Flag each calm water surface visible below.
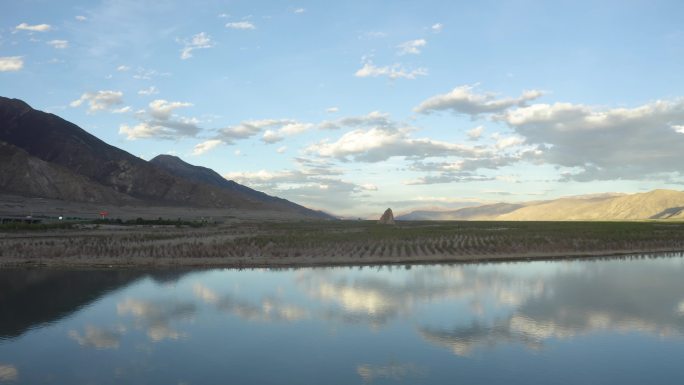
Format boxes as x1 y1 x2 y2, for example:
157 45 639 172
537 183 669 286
2 255 684 384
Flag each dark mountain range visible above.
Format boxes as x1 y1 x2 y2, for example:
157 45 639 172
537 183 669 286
0 96 331 219
150 154 332 218
0 141 138 204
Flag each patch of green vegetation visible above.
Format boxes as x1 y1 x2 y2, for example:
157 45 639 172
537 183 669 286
239 220 684 251
0 222 76 231
91 217 208 228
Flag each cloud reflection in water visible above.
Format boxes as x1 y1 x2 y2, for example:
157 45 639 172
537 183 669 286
0 364 18 382
68 325 126 349
419 259 684 355
193 283 309 322
357 361 426 383
117 298 195 342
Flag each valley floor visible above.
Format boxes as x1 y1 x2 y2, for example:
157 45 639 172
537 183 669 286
2 220 684 268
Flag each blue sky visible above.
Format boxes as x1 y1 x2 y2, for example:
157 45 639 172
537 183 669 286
2 0 684 217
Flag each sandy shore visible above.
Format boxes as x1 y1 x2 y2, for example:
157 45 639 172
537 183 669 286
2 220 683 268
2 249 683 269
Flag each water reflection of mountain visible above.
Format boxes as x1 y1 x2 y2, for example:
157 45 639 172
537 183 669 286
0 270 192 340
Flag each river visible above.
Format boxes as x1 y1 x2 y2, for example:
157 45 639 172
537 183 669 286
1 254 684 384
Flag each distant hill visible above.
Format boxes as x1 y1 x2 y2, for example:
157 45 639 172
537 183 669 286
499 189 684 221
0 96 331 219
397 203 524 220
397 190 684 221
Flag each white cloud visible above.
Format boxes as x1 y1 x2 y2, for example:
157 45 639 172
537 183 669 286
276 122 312 136
148 99 192 120
179 32 213 60
224 169 366 211
112 106 131 114
415 85 544 115
307 126 483 163
225 21 256 30
262 122 314 143
119 117 200 140
467 125 484 140
15 22 51 32
326 107 339 113
70 90 124 113
218 13 230 18
404 173 494 185
138 86 159 95
75 15 87 21
119 99 199 140
0 56 23 72
277 146 287 153
225 169 302 185
355 61 427 80
192 139 222 155
319 111 393 130
216 119 312 144
431 23 443 33
310 111 500 163
118 123 156 139
47 39 69 49
132 67 170 80
502 99 684 181
397 39 427 55
218 119 276 142
294 8 306 14
261 130 282 143
406 148 538 185
116 65 130 72
494 135 525 150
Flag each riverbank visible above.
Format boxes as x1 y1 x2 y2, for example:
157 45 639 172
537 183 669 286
2 220 684 268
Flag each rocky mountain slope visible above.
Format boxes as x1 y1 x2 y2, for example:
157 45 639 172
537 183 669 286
499 189 684 221
0 142 138 204
150 154 331 218
0 96 330 219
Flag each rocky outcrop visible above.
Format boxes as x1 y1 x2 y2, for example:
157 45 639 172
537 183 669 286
378 208 395 224
0 142 138 204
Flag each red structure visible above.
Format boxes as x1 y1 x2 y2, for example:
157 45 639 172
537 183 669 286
99 211 109 219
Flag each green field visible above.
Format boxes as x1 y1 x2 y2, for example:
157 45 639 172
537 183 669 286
1 220 683 267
